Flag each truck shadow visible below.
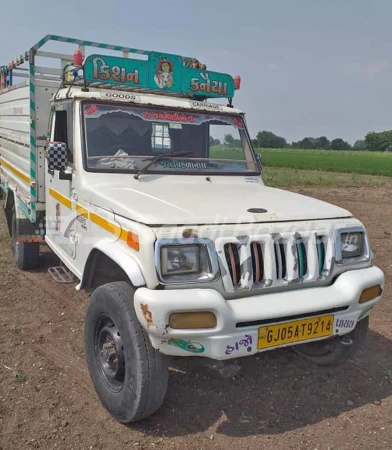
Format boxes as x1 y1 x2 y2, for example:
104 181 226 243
134 329 392 437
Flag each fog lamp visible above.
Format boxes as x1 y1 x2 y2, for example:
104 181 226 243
359 285 382 304
169 312 217 329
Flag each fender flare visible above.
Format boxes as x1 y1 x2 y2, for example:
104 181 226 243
78 239 146 290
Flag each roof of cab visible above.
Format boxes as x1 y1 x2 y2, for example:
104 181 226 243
54 86 243 115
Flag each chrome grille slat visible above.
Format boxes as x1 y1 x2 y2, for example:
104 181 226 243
217 232 331 293
224 243 240 286
274 240 283 279
239 243 252 288
286 234 299 281
307 233 319 279
251 241 264 283
324 234 334 276
296 237 308 277
262 237 276 284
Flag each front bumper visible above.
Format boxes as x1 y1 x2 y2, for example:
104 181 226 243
134 266 385 360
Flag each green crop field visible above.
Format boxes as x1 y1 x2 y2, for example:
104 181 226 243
259 148 392 176
210 147 392 177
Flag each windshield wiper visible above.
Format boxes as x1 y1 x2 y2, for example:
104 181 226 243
134 151 193 179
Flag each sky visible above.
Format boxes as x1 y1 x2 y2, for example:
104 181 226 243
2 0 392 144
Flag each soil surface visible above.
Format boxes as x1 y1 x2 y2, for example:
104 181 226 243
0 186 391 450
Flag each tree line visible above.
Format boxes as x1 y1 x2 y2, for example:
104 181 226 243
252 130 392 151
212 130 392 151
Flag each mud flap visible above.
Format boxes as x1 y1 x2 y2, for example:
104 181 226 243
14 202 45 243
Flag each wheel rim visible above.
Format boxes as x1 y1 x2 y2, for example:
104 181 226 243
95 315 125 392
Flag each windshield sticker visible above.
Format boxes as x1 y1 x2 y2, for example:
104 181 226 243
233 117 245 128
169 123 182 129
159 160 208 170
83 103 244 130
85 104 98 116
144 111 196 123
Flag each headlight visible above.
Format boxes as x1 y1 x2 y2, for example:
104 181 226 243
336 228 370 264
161 245 201 276
156 239 219 284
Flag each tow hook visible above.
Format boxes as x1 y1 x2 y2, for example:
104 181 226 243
341 335 353 346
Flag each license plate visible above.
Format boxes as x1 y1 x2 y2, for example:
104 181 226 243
257 315 334 349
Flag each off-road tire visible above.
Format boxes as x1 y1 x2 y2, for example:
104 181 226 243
84 281 168 423
11 208 39 270
293 316 369 366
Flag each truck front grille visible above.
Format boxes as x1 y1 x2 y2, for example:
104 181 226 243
224 243 241 286
251 241 264 283
274 238 287 279
218 232 331 293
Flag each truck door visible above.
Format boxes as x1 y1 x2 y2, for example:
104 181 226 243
45 105 77 262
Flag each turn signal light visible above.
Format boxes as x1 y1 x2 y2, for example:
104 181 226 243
359 285 382 304
234 75 241 90
169 312 217 329
127 231 139 251
73 49 84 66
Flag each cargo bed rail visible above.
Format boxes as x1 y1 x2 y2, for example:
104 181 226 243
1 35 191 222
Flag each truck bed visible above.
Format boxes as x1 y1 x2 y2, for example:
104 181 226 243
0 80 58 218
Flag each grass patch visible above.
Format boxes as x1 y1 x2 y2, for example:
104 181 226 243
209 146 246 161
259 148 392 177
209 146 392 177
209 147 392 176
263 166 392 188
13 369 27 383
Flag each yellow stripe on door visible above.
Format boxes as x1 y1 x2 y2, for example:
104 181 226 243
49 189 131 245
76 203 89 218
49 188 72 209
90 212 127 241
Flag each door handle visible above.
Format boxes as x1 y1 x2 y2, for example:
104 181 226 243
59 171 72 181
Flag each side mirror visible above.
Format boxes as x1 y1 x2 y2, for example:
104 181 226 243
47 141 68 172
255 153 263 171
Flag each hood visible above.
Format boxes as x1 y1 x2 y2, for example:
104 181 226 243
85 176 351 225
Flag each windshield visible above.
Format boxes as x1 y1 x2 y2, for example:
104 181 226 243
82 102 259 175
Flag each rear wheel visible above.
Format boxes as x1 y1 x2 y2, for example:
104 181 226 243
84 281 168 423
5 197 13 237
293 316 369 366
11 208 39 270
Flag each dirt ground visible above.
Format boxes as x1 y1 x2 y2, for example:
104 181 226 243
0 186 391 450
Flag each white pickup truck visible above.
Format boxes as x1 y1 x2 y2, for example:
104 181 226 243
0 35 384 423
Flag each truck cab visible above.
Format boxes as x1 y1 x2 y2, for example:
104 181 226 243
0 35 385 424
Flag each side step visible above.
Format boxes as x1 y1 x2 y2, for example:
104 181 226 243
48 266 75 284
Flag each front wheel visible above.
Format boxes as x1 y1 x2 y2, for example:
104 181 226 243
293 316 369 366
84 282 168 423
